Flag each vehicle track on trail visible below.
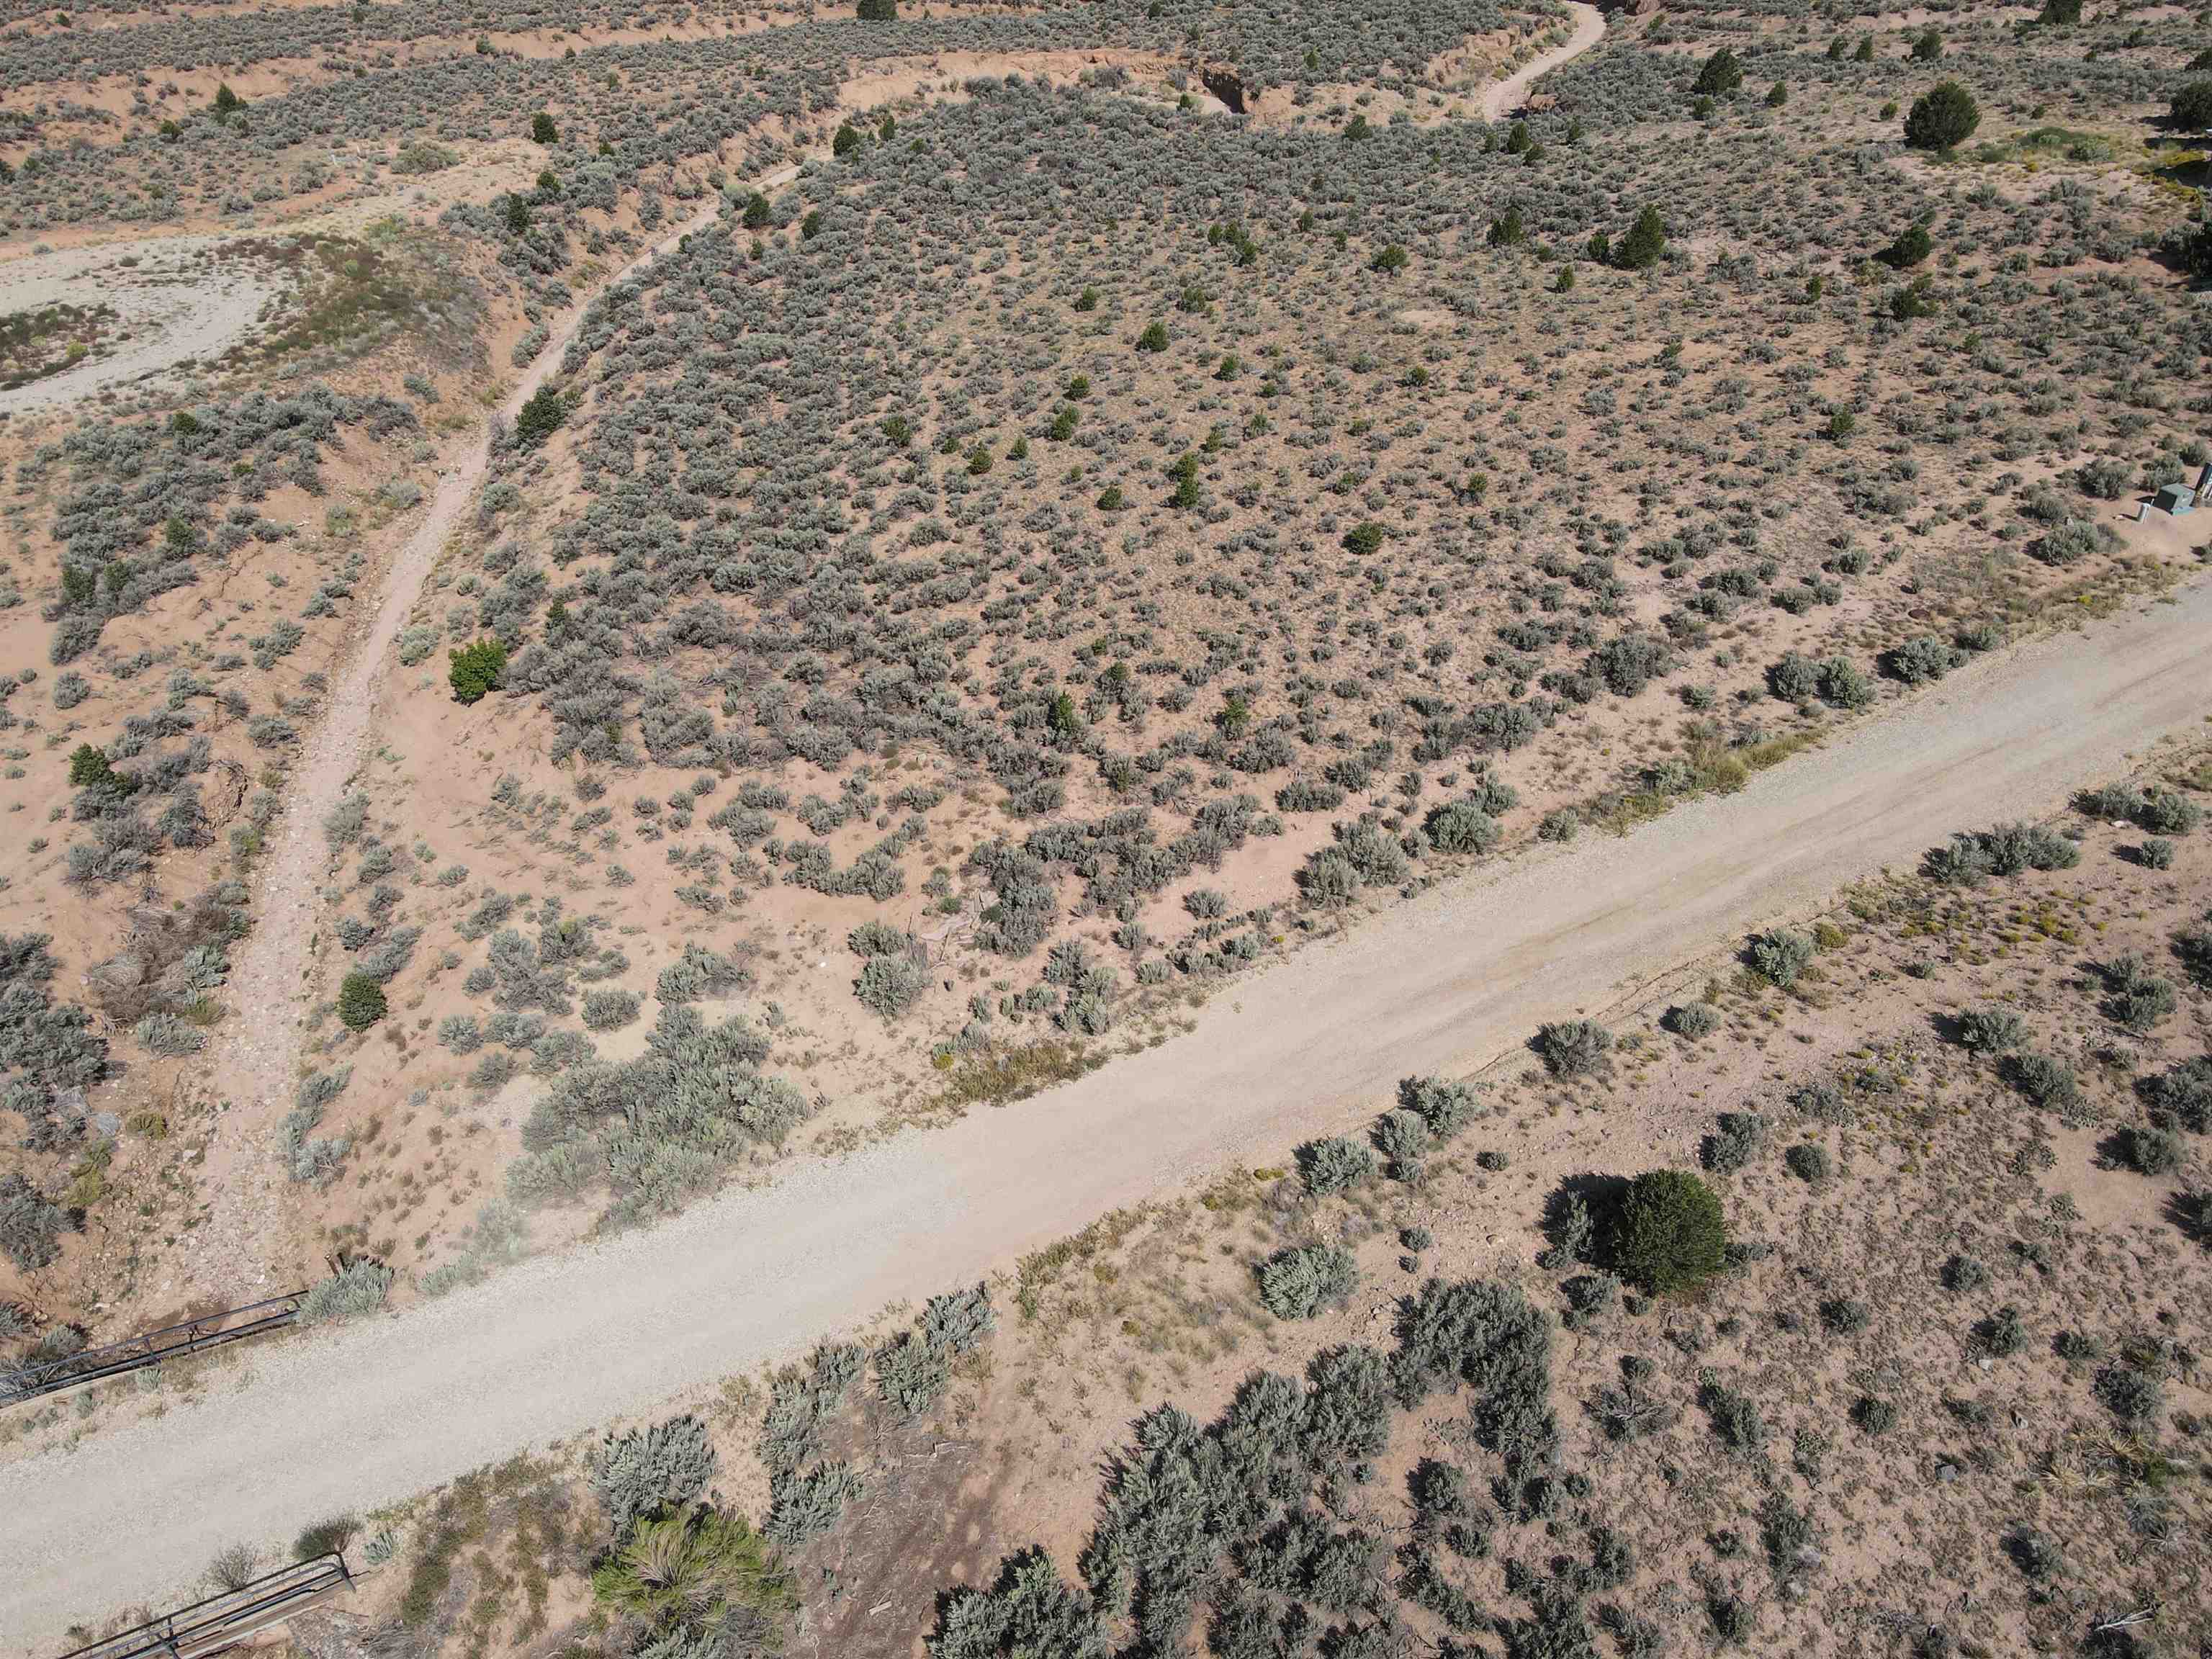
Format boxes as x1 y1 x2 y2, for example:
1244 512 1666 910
10 569 2212 1648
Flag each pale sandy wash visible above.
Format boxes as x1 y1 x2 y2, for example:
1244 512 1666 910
4 572 2211 1650
0 236 287 416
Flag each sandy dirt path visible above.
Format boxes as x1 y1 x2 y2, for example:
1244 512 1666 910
1482 1 1604 121
172 184 768 1300
6 574 2211 1645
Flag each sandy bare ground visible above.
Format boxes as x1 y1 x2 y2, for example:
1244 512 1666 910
1481 1 1603 121
0 237 284 416
170 181 778 1301
5 570 2211 1645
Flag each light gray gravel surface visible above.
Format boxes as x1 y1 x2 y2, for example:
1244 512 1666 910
4 574 2209 1647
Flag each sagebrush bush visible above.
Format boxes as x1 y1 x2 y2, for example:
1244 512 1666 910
590 1413 716 1538
1668 1002 1720 1039
1535 1019 1611 1077
1956 1007 2026 1053
1748 928 1815 989
0 1174 74 1271
1256 1243 1358 1319
295 1259 392 1326
1702 1112 1768 1173
1295 1136 1374 1196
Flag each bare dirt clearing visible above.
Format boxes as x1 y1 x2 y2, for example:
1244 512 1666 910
4 572 2208 1650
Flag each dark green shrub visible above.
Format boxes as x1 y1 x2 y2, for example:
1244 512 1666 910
2173 81 2212 132
1880 225 1933 269
530 112 557 143
337 973 387 1030
1136 321 1169 351
1904 81 1980 150
514 384 567 449
1614 206 1668 270
1692 48 1743 95
448 639 508 704
1612 1169 1728 1294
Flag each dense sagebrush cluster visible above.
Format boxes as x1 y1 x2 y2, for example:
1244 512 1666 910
0 933 109 1151
424 14 2210 1054
931 1275 1573 1659
35 385 413 664
507 1001 809 1225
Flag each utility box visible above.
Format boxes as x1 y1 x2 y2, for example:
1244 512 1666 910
2154 482 2195 516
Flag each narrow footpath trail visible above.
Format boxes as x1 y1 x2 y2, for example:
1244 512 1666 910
9 573 2212 1648
176 174 793 1298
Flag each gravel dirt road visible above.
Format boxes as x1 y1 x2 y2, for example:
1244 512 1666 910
1483 1 1604 122
6 573 2211 1647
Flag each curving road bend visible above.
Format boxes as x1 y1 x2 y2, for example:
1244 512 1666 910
1482 1 1605 122
6 575 2211 1648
